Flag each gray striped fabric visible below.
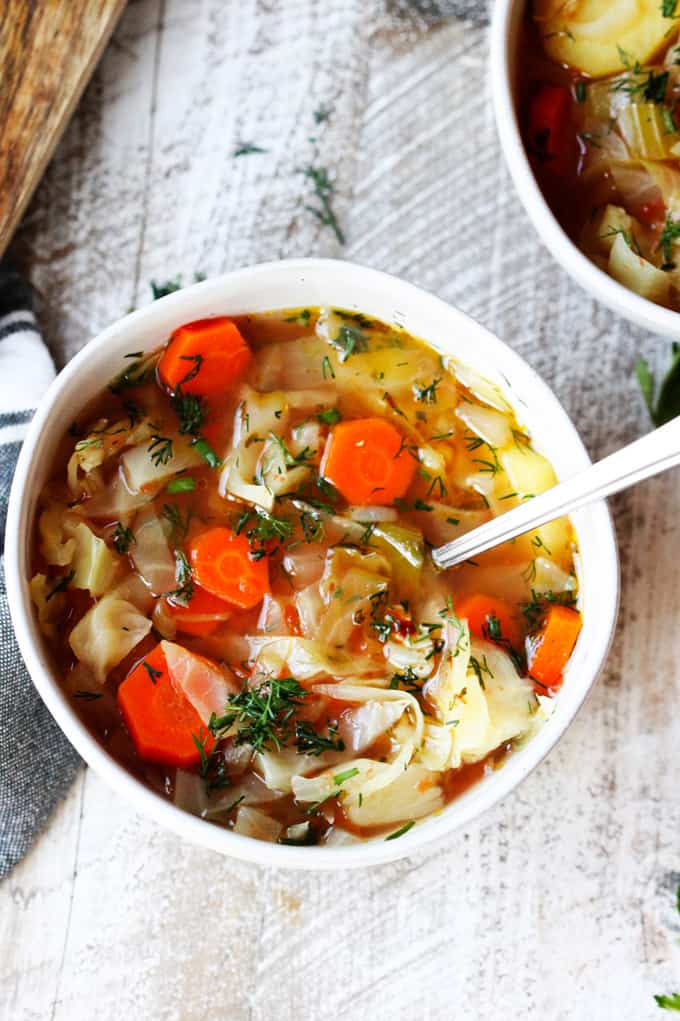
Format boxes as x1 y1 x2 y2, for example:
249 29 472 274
0 270 81 880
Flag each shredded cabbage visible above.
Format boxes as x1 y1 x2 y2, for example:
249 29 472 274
69 597 151 682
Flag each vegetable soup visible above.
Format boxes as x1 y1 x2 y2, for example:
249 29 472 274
519 1 680 311
30 307 582 846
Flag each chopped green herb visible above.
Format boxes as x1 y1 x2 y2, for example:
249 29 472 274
658 215 680 269
654 993 680 1011
426 475 447 499
46 571 75 601
164 549 194 605
662 0 679 17
143 660 162 685
174 392 206 437
112 522 135 554
176 353 203 386
268 432 315 469
151 277 182 300
522 588 577 631
574 80 587 103
389 667 421 693
108 353 159 396
74 690 103 701
304 793 337 816
191 436 221 467
285 309 311 325
209 676 307 753
148 435 174 467
162 502 192 540
333 767 360 785
295 721 345 755
313 103 333 124
611 49 669 103
167 476 197 494
662 107 677 135
233 141 268 156
385 820 415 840
235 507 294 558
317 407 342 426
123 400 143 427
413 377 442 404
331 323 368 361
469 654 493 688
382 391 406 417
321 355 335 380
192 729 212 775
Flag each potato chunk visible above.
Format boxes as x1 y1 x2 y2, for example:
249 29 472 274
535 0 671 79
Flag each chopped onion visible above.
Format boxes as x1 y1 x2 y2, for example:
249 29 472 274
347 505 398 523
233 806 283 842
455 403 511 448
283 544 327 588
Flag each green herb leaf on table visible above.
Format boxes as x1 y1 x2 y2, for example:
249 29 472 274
654 993 680 1011
233 142 268 156
636 344 680 425
301 165 345 244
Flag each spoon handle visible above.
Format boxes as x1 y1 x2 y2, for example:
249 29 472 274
432 415 680 570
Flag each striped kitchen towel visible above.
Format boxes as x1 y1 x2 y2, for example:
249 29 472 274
0 268 81 881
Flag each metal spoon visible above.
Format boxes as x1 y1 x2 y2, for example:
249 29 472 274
432 415 680 570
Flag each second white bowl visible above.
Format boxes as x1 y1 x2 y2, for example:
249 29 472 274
490 0 680 340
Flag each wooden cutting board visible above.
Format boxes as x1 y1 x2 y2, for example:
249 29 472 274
0 0 127 259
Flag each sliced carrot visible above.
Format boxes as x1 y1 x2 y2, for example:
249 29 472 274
528 604 582 690
188 526 269 609
284 603 302 636
166 585 232 637
456 594 523 651
158 317 252 397
320 418 416 505
117 644 212 768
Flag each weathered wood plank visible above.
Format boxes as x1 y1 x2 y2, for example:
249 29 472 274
0 0 126 260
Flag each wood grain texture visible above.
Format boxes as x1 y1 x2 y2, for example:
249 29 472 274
0 0 126 260
2 2 680 1019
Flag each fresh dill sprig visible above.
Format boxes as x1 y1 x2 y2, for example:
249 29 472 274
301 164 345 244
148 435 174 466
208 677 308 753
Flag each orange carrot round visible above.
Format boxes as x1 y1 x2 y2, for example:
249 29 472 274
166 585 232 637
320 418 416 505
528 604 582 690
188 526 269 609
456 593 523 651
117 644 213 768
158 317 252 397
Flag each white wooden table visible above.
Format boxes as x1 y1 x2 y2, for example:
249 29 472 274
2 3 680 1018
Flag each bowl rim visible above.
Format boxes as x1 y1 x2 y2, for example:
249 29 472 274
490 0 680 341
5 257 620 870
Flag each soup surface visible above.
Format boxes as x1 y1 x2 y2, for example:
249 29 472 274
519 1 680 311
30 306 582 846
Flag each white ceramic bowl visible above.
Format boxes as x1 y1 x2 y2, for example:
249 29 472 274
491 0 680 340
6 258 619 869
